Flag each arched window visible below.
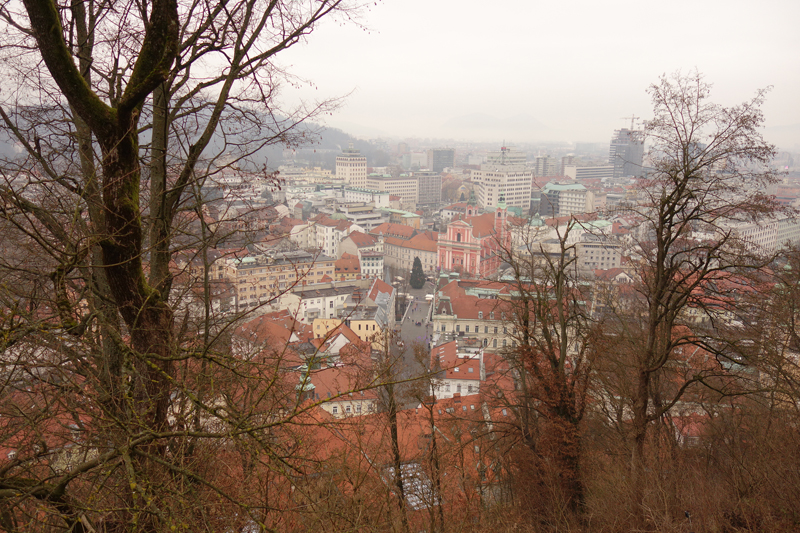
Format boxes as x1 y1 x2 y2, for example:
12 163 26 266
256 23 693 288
456 233 462 242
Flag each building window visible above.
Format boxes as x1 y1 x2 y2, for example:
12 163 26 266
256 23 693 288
332 406 338 414
465 325 470 333
484 326 488 333
490 312 494 319
483 338 488 347
478 311 483 319
456 325 460 332
493 339 497 348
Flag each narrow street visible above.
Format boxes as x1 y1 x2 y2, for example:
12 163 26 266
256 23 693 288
390 280 436 405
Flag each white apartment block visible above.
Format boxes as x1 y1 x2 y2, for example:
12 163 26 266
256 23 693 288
315 219 358 258
336 143 367 188
473 169 533 212
337 203 387 231
540 182 595 217
564 165 614 181
575 235 623 271
472 146 533 211
343 187 391 208
360 251 384 278
365 174 419 209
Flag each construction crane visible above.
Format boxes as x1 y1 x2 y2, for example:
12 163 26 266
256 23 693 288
621 114 640 131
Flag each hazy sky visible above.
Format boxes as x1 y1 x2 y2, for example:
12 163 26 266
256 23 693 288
280 0 800 149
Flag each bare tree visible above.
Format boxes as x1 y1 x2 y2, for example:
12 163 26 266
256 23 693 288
0 0 360 530
496 218 593 516
596 71 783 523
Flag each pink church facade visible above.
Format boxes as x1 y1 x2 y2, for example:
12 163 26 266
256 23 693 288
437 202 510 278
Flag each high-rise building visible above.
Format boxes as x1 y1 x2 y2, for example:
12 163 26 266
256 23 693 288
561 155 575 175
609 128 644 178
427 148 455 173
471 146 533 212
534 155 558 177
336 142 367 188
414 170 442 207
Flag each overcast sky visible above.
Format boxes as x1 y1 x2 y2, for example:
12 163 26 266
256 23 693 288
280 0 800 149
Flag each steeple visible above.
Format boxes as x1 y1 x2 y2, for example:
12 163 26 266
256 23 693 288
495 193 508 237
466 189 477 216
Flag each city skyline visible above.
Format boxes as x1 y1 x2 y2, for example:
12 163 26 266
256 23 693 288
280 0 800 149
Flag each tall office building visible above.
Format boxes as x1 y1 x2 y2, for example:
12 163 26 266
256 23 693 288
609 128 644 178
472 146 533 212
336 142 368 188
534 155 559 177
427 148 455 173
414 170 442 207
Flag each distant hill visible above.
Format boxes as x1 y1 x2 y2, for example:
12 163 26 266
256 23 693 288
442 113 556 141
0 105 380 171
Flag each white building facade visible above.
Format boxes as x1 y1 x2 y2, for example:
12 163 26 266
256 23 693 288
336 143 368 188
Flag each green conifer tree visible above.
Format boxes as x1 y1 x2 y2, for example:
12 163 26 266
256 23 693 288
410 257 426 289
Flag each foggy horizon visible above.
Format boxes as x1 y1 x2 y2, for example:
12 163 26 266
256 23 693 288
280 0 800 150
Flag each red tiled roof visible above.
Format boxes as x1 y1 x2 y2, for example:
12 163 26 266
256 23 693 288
430 340 481 380
236 309 309 344
418 230 439 241
368 277 394 301
402 233 438 253
317 216 353 232
370 222 415 240
346 231 378 248
438 280 511 320
335 253 361 274
309 366 377 400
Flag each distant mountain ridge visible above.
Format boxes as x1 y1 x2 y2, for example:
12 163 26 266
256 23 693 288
441 112 556 141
